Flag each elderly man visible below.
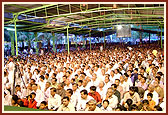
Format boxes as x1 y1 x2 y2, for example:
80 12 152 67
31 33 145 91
103 87 118 110
85 99 101 111
143 84 159 106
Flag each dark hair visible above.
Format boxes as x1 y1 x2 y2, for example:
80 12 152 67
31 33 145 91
52 78 57 82
71 78 75 82
131 104 138 110
40 75 45 80
155 76 161 81
15 85 20 88
115 106 121 111
67 89 73 95
126 99 133 106
63 96 70 101
72 83 78 87
124 73 129 77
28 94 32 99
149 64 152 67
12 95 18 103
75 74 78 77
147 93 153 98
30 92 36 96
50 87 56 92
90 86 97 91
41 101 47 106
157 72 163 76
103 100 109 105
142 99 149 104
134 68 138 71
45 73 49 77
115 79 120 82
154 105 163 111
80 89 88 95
129 86 135 91
78 80 83 83
63 75 67 79
111 84 117 88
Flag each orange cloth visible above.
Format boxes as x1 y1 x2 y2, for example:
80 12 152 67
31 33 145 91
149 100 156 110
28 99 37 109
88 91 102 103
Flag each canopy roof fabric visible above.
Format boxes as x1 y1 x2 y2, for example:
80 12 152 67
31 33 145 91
4 3 164 36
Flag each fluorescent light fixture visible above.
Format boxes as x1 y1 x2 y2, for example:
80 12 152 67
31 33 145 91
117 25 122 30
6 28 15 31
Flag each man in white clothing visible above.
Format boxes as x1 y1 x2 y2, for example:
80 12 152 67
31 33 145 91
85 99 101 111
48 87 62 111
143 84 159 105
103 87 118 110
7 57 15 95
76 89 94 111
57 96 75 111
4 91 12 106
31 84 45 107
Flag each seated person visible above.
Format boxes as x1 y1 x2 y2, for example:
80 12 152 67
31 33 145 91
11 95 19 106
57 96 75 111
140 100 152 111
28 92 37 109
100 100 112 111
85 99 101 111
147 93 156 111
39 101 48 110
88 86 102 107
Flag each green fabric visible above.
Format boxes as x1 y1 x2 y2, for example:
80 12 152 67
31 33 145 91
4 106 48 111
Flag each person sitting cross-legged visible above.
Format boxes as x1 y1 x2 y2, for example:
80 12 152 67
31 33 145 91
57 96 75 111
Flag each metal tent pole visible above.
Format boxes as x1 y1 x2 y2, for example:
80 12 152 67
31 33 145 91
34 32 38 55
160 25 163 49
14 17 18 56
89 32 91 51
52 32 56 53
103 32 105 48
67 23 70 55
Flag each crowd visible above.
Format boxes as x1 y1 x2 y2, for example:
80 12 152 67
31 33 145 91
3 44 165 111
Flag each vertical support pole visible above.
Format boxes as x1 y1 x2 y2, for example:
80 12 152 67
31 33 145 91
9 31 15 56
103 32 105 48
149 33 150 45
89 32 91 51
34 32 38 54
67 23 70 55
14 18 18 56
75 35 77 48
83 35 85 48
160 25 163 49
139 25 142 45
52 32 56 53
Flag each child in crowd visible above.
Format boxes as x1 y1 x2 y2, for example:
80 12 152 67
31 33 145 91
100 100 112 111
147 93 156 110
39 101 48 110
